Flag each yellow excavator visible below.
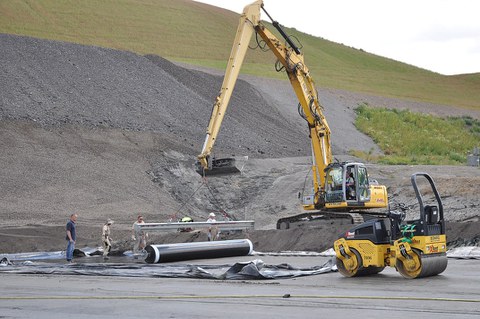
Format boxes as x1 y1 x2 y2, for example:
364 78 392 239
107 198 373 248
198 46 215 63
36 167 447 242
197 0 388 228
334 172 448 278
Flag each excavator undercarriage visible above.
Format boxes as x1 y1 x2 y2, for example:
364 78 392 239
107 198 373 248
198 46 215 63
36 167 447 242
276 211 378 230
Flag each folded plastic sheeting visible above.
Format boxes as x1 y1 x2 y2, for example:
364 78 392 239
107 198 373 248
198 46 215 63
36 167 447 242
0 258 336 280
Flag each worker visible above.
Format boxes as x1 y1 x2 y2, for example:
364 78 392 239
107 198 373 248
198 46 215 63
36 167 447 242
206 212 220 241
346 172 356 200
102 219 114 260
132 215 148 258
179 216 194 232
65 213 78 263
181 216 193 223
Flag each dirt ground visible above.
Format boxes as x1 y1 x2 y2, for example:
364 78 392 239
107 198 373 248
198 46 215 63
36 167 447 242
0 34 479 255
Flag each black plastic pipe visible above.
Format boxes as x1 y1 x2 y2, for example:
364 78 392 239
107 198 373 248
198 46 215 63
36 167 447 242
144 239 254 264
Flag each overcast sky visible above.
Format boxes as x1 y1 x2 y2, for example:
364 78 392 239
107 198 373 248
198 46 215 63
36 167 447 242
194 0 480 75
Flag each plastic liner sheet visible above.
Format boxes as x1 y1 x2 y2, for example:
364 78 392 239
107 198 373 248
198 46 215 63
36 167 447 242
253 248 335 257
0 247 102 261
447 247 480 259
0 258 336 280
254 247 480 259
1 245 477 264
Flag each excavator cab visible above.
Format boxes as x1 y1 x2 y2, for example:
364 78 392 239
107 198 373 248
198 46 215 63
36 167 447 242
324 163 377 208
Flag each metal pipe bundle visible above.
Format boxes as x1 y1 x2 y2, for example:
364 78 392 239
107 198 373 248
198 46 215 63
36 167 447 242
144 239 253 264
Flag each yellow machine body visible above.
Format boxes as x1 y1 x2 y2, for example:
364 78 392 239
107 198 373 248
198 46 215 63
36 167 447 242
335 234 447 278
334 173 448 279
196 1 388 220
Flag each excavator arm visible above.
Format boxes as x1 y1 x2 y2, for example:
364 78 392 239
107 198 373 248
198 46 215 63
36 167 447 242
197 1 262 171
254 16 332 203
197 1 331 208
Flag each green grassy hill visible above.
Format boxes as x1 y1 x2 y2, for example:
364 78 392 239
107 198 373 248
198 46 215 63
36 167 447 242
1 0 479 110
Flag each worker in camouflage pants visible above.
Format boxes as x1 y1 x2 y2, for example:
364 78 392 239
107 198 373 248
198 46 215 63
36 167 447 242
102 219 114 259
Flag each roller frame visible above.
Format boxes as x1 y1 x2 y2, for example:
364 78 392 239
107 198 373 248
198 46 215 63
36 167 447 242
334 172 448 279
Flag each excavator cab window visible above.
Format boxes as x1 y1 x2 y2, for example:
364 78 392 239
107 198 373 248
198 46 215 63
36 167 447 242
357 166 371 202
345 165 356 201
325 166 344 202
325 164 373 204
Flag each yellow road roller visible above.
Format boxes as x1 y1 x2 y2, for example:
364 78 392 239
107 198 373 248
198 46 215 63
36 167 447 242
334 172 447 279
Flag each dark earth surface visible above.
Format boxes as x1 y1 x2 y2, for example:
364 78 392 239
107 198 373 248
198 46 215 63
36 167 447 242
0 33 479 254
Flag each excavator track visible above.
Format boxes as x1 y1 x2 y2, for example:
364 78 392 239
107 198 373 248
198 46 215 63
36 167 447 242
277 212 355 230
276 211 383 230
349 213 365 224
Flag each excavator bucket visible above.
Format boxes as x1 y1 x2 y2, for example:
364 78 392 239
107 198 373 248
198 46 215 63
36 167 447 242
195 158 240 176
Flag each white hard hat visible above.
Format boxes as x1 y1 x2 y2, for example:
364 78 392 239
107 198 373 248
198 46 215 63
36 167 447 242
106 219 114 225
209 212 216 218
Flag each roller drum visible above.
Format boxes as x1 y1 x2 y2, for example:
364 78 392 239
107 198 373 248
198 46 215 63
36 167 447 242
336 249 385 277
336 248 362 277
397 252 448 279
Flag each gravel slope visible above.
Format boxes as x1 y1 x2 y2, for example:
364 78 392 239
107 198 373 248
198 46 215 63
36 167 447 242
0 33 308 159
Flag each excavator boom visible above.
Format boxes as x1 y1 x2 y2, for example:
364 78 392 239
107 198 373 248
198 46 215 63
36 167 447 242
197 1 262 175
253 16 332 193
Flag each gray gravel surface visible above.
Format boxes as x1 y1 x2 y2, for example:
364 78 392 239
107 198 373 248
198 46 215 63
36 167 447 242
0 33 308 159
0 34 478 254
